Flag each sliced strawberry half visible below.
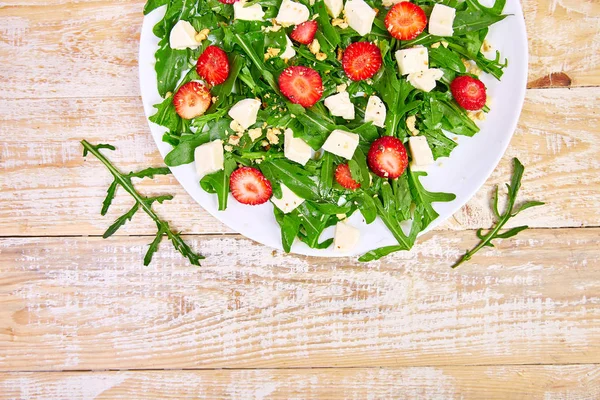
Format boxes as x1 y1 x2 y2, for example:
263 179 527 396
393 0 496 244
196 45 230 86
172 81 211 120
367 136 409 179
385 2 427 41
229 167 273 205
291 20 318 45
342 42 382 81
335 163 361 190
450 75 487 110
278 66 323 108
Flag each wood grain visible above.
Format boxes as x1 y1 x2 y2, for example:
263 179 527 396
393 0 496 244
0 0 598 101
2 88 598 237
1 229 598 371
1 365 599 399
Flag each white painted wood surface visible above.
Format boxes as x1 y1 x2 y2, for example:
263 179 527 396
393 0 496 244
0 0 599 398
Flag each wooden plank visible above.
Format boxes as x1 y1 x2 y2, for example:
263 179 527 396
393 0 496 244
0 229 598 371
1 365 599 399
0 0 598 100
2 88 598 236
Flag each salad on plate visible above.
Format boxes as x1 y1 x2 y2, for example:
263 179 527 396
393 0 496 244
144 0 508 261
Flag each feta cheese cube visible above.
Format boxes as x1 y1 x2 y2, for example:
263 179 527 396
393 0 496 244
324 0 343 18
275 0 310 26
322 129 359 159
280 35 296 60
334 221 360 252
324 92 355 120
364 95 386 128
408 136 434 170
407 68 444 92
228 99 261 130
344 0 376 36
271 183 305 213
233 0 265 21
395 47 429 75
194 140 224 178
169 20 200 50
284 128 312 166
428 3 456 37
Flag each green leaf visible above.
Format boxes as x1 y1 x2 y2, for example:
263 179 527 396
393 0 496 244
495 225 529 239
129 167 171 179
149 96 183 132
199 156 237 210
359 245 408 262
260 159 321 201
274 208 301 253
357 191 377 224
144 228 165 266
101 180 118 216
103 203 139 238
164 119 230 166
453 11 507 36
144 0 168 15
511 200 545 217
319 151 334 197
408 169 456 229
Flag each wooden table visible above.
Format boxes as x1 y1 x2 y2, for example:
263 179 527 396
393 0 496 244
1 0 599 398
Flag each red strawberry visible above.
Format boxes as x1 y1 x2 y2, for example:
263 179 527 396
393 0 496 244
172 81 211 120
218 0 238 4
278 66 323 108
335 163 361 190
384 2 427 41
367 136 408 179
291 20 318 45
342 42 382 81
229 167 273 205
196 45 230 86
450 75 487 110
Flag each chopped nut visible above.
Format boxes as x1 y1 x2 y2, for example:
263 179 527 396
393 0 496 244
264 47 281 61
224 145 233 152
441 41 449 48
308 39 321 55
373 7 379 14
247 127 263 142
165 91 172 99
485 96 493 108
261 140 270 147
337 47 343 61
211 96 218 104
336 214 347 220
406 115 419 136
431 42 441 49
462 59 482 76
381 0 394 6
331 18 349 29
481 39 492 53
316 52 327 61
264 23 282 32
266 127 282 144
195 28 210 42
336 83 347 93
467 110 486 122
228 135 241 145
229 120 245 134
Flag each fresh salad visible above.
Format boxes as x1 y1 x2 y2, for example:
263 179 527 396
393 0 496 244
144 0 508 261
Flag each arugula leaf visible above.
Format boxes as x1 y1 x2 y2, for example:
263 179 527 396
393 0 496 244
259 159 321 201
164 119 230 166
144 0 168 15
81 140 203 266
199 156 237 210
408 169 456 229
274 208 301 252
452 158 544 268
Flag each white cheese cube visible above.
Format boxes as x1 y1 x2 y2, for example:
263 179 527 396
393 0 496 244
275 0 310 26
228 99 261 130
344 0 376 36
324 0 343 18
169 20 200 50
324 92 355 120
428 3 456 37
408 136 434 170
234 0 265 21
407 68 444 92
194 140 224 178
322 129 359 159
284 128 312 166
364 95 386 128
395 47 429 75
271 183 305 213
280 35 296 60
334 221 360 252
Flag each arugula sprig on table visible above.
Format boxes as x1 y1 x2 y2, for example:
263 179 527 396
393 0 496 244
452 158 544 268
81 140 203 266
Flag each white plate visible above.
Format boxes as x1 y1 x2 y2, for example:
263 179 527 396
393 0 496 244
138 1 528 257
